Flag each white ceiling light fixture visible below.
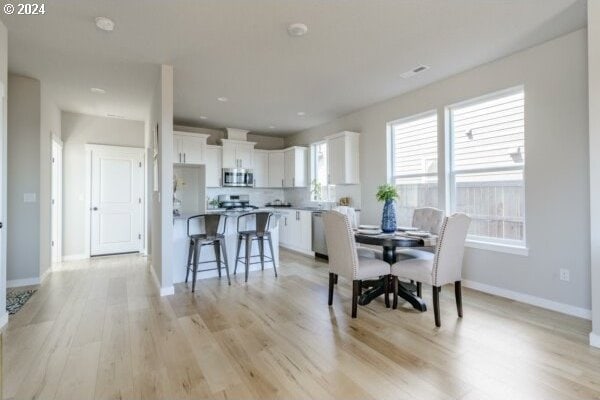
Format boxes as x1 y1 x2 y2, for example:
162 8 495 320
297 111 306 116
400 64 430 79
95 16 115 32
269 125 276 129
90 87 106 94
287 23 308 37
217 97 228 102
199 115 208 120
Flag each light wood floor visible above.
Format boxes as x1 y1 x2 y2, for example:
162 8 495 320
3 250 600 400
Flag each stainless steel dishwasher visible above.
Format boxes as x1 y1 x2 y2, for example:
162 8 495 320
311 211 328 258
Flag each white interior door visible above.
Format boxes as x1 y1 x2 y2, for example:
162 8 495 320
90 145 144 256
51 139 62 263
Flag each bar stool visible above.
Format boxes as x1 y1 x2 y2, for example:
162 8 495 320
234 212 277 283
186 214 231 292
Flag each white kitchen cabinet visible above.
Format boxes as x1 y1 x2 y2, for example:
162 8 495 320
253 150 269 187
173 132 209 165
283 147 308 187
278 209 312 255
221 139 256 169
326 131 360 185
268 151 285 188
278 210 293 246
205 145 222 187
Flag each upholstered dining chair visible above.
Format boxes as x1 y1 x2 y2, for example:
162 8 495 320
323 211 391 318
396 207 445 265
412 207 445 235
391 213 471 327
333 206 382 260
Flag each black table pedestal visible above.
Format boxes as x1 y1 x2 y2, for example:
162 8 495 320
355 243 428 312
358 279 427 311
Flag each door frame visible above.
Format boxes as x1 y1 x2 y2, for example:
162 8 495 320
84 144 146 258
51 135 63 263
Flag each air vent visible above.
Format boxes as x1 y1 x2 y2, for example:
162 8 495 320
400 65 430 79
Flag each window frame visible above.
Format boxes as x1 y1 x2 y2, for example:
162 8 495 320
387 110 440 226
310 140 334 202
447 86 527 249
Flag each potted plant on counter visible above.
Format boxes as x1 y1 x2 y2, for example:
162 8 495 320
376 183 398 233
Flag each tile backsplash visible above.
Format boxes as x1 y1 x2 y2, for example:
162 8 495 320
284 185 362 209
206 185 361 209
206 187 285 208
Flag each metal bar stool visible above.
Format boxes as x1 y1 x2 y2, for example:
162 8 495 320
186 214 231 292
234 212 277 283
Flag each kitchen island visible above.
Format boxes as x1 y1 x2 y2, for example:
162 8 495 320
172 209 280 284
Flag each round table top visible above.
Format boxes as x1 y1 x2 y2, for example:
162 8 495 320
354 232 423 248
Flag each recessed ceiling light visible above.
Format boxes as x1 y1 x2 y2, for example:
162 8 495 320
95 16 115 32
297 111 306 116
400 65 430 79
199 116 207 120
90 87 106 94
288 23 308 37
217 97 228 102
269 125 276 129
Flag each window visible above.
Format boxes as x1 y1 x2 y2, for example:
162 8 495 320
310 141 335 201
389 112 438 226
449 88 525 246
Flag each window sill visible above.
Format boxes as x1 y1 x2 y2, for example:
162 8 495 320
465 239 529 256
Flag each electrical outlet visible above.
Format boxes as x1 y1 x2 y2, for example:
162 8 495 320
559 268 570 282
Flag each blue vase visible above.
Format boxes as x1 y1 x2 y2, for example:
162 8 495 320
381 199 397 233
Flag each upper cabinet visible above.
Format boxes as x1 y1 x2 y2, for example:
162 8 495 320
173 131 209 165
253 150 269 188
268 151 285 188
326 131 360 185
221 139 256 169
284 147 308 187
205 145 222 187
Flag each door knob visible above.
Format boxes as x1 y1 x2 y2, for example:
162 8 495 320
92 207 98 211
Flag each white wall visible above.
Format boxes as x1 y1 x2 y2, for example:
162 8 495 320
0 19 8 324
61 111 144 258
287 30 590 312
40 84 60 277
588 2 600 346
7 75 41 282
150 65 174 294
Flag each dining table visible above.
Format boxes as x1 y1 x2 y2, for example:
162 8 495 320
354 231 437 312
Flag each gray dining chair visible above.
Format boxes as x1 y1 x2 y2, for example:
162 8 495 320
323 211 391 318
390 213 471 327
396 207 445 263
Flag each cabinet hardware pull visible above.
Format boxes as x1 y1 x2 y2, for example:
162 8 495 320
184 153 186 163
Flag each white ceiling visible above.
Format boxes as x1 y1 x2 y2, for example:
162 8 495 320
0 0 587 135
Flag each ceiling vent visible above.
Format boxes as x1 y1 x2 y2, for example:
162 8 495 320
400 65 430 79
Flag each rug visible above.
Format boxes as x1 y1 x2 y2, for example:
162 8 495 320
6 289 36 315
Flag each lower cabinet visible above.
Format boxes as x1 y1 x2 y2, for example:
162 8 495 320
278 210 312 255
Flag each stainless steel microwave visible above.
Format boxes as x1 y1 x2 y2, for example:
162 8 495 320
222 168 254 187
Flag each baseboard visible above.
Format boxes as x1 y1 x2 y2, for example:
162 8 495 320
590 332 600 348
149 264 174 297
7 277 40 288
0 311 8 329
462 280 592 320
62 254 88 261
40 267 51 284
